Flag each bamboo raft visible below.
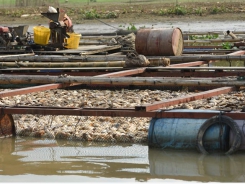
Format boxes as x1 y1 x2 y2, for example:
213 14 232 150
1 28 245 154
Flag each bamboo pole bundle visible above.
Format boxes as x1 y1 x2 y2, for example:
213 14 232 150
0 75 243 87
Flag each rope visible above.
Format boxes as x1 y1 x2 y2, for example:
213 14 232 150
94 17 120 30
124 51 150 67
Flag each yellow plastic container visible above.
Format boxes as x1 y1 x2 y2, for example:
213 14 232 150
33 26 50 45
65 33 81 49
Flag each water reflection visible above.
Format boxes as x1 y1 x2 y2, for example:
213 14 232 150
0 137 245 182
149 148 245 182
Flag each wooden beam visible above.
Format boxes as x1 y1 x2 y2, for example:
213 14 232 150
135 87 236 112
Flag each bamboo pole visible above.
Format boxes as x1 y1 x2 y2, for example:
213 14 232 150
79 42 107 45
184 38 244 44
184 45 223 49
0 53 34 58
0 55 125 62
11 61 126 68
2 55 245 63
182 31 245 35
155 55 245 62
81 36 116 40
0 58 169 68
0 56 71 62
0 75 243 87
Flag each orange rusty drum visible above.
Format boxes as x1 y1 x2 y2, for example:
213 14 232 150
0 114 15 138
135 28 183 56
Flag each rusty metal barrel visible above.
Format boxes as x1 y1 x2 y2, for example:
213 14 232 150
0 114 15 138
135 28 183 56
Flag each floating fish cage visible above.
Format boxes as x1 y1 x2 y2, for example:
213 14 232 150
1 27 245 155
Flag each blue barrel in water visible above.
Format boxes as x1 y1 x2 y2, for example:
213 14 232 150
148 110 229 151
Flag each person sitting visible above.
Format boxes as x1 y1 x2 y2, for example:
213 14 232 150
63 14 74 33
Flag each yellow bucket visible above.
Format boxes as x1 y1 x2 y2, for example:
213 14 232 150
33 26 50 45
65 33 81 49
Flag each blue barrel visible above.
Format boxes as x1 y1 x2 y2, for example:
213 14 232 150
148 110 229 151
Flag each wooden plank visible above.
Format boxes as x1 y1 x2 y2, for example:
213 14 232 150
2 106 245 119
135 87 235 112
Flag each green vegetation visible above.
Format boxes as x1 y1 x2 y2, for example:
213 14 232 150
194 7 203 16
79 9 118 19
188 34 234 50
126 23 137 31
119 23 138 31
0 0 244 21
58 0 244 4
104 11 118 18
172 5 187 15
0 0 244 7
0 9 27 17
189 34 219 40
82 9 100 19
210 6 222 14
222 42 233 49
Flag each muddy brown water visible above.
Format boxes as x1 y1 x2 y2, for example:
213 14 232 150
1 20 245 183
1 136 245 183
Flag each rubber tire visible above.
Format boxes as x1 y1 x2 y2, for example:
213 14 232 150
197 115 242 155
0 36 6 46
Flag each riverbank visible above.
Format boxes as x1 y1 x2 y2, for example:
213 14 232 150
1 1 245 27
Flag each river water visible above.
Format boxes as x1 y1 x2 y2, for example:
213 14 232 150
74 20 245 34
1 20 245 183
5 19 245 35
1 136 245 183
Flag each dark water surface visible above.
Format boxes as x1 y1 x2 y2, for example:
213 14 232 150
1 137 245 183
